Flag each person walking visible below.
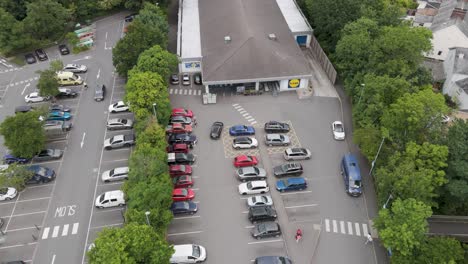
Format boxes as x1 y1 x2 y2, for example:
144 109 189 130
365 233 373 245
295 228 303 243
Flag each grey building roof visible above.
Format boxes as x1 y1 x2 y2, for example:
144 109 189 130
198 0 311 83
455 76 468 92
431 0 457 30
452 47 468 74
423 59 446 81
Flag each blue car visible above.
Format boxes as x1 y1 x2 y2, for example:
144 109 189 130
3 154 30 164
229 125 255 136
170 201 198 215
48 111 71 121
276 177 307 192
26 165 56 184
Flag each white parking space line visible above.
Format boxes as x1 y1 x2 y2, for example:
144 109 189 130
93 208 123 214
72 223 79 234
191 188 199 191
279 190 313 196
62 224 69 236
90 223 123 230
347 222 353 235
355 223 361 236
362 224 369 236
0 196 50 206
247 239 283 245
52 226 60 238
241 210 248 214
172 215 201 220
244 225 254 228
325 219 330 232
32 160 63 165
97 181 123 187
340 221 345 234
6 226 41 233
0 210 46 219
332 220 338 233
167 230 203 236
42 227 50 239
0 242 37 250
233 103 240 107
284 204 318 209
25 184 54 189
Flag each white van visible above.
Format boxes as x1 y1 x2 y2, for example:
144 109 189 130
95 190 125 208
170 244 207 264
56 71 83 85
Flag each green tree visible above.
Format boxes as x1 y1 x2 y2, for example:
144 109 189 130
0 111 45 158
0 164 35 191
375 198 432 258
125 208 173 235
22 0 70 41
112 3 168 76
133 45 178 81
124 173 172 211
353 125 384 161
87 223 173 264
97 0 123 10
127 144 167 184
0 0 28 20
135 118 167 151
125 71 170 121
0 8 32 55
36 69 60 98
50 60 64 72
438 119 468 215
414 237 464 264
381 89 449 147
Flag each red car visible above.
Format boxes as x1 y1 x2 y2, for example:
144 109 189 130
233 155 258 167
166 123 193 134
172 188 195 201
172 108 194 118
166 143 190 153
173 175 194 188
169 165 192 177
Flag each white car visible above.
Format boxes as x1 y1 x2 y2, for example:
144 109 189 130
108 101 129 113
232 137 258 149
0 187 17 201
182 73 190 86
95 190 125 208
238 180 269 195
25 92 49 103
63 64 87 73
332 121 345 140
101 167 129 182
247 195 273 207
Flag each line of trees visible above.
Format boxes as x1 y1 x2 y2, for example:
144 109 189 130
301 0 466 262
87 3 179 263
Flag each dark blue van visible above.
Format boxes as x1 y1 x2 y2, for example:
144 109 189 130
341 154 362 196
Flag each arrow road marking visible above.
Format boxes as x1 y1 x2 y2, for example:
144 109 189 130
73 56 91 62
97 68 101 80
81 132 86 148
21 83 30 95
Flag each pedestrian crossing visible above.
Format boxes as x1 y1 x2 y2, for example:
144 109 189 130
169 88 203 96
41 222 79 240
232 103 257 125
324 218 370 237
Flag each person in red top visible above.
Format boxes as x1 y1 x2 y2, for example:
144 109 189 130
295 228 303 243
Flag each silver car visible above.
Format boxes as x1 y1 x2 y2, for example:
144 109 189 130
101 167 129 182
283 148 311 161
236 166 267 182
107 118 133 130
33 149 63 162
63 64 87 73
247 195 273 207
265 134 290 146
104 134 135 150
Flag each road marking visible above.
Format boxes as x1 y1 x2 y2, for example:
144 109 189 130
0 242 37 250
332 220 337 233
62 224 69 236
247 118 255 122
105 32 108 40
21 83 30 95
81 132 86 148
0 196 50 206
232 103 239 106
51 254 56 264
90 223 123 230
355 223 361 236
174 89 178 95
170 89 174 94
247 239 282 245
279 190 312 195
72 223 79 234
52 226 60 238
242 113 249 117
348 222 353 235
42 227 50 239
251 121 257 125
340 221 346 234
1 210 46 219
184 89 188 95
93 208 123 214
362 224 369 236
284 204 318 209
6 226 41 232
188 90 192 95
173 215 201 220
97 68 101 79
325 219 330 232
167 230 203 236
244 225 255 228
97 181 123 187
197 90 202 95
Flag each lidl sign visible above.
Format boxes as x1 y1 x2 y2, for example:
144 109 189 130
288 79 300 88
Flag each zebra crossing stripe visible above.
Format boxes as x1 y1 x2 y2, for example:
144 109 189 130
174 89 178 95
62 224 69 236
362 224 369 236
184 89 188 95
355 223 361 236
232 103 239 106
72 223 79 234
198 90 202 95
247 118 255 122
170 89 173 94
340 221 346 234
42 227 50 239
242 113 249 117
347 222 353 235
238 109 245 113
189 90 192 95
332 220 338 233
52 226 60 238
251 121 257 125
325 219 330 232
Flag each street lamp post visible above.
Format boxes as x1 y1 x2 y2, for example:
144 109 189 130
357 83 365 106
383 194 394 209
369 136 385 176
145 211 151 226
152 103 157 117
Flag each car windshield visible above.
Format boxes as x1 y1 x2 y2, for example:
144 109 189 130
351 180 362 188
253 167 260 174
192 245 200 257
0 188 7 195
246 182 253 189
258 224 267 233
182 202 189 209
109 169 115 176
179 165 186 171
281 164 289 171
121 119 127 124
37 167 47 176
335 124 344 132
99 195 105 203
180 189 188 195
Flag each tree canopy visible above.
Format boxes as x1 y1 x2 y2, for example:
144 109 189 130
133 45 178 81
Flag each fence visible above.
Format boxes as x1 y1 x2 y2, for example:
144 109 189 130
308 35 337 84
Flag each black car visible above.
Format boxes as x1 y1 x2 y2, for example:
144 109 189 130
94 84 106 102
170 201 197 215
273 163 303 177
14 105 33 114
170 74 179 85
264 121 290 133
254 256 292 264
248 205 277 223
49 104 71 112
26 165 56 184
210 121 223 139
125 13 138 22
35 49 48 61
251 221 282 239
24 53 36 64
168 134 197 148
194 74 202 85
57 88 78 99
58 44 70 55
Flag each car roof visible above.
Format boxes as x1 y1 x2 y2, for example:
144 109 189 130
287 177 306 184
251 181 267 187
113 167 129 174
290 148 306 153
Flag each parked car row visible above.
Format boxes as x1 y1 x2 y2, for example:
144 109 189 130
170 73 202 86
24 45 70 64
